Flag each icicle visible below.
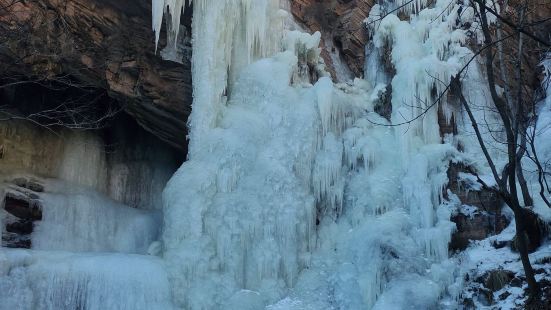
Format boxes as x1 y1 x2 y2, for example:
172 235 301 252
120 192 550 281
186 0 285 156
316 77 334 135
152 0 164 52
312 133 344 217
153 0 190 53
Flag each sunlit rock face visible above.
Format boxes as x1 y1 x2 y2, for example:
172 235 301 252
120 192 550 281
290 0 373 80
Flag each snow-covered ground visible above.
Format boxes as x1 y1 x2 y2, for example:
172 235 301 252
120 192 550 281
457 221 551 309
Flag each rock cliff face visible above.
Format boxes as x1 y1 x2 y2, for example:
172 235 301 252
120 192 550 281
1 0 547 150
0 0 192 149
290 0 373 78
488 1 551 105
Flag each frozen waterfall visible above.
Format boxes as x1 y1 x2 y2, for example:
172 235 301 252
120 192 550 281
0 118 175 307
0 0 534 308
155 0 484 309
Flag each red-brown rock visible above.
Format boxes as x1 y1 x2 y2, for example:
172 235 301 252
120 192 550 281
291 0 374 78
0 0 192 149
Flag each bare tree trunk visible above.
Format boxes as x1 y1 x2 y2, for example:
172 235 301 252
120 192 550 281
513 2 534 208
513 207 540 300
476 0 541 299
517 133 533 207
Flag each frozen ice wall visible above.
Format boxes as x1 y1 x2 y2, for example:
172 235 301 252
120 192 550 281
0 176 172 309
0 123 175 308
533 56 551 184
57 132 109 193
162 36 330 308
157 2 372 307
523 55 551 219
157 0 489 309
370 0 472 161
0 250 173 310
31 179 161 254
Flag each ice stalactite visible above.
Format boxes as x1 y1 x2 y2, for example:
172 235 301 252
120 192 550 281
395 0 433 15
152 0 188 52
401 144 458 261
312 132 344 218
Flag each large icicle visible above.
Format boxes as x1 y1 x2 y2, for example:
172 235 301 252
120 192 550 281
162 38 324 309
152 0 189 53
187 0 284 156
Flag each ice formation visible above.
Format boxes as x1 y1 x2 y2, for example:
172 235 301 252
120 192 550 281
1 0 547 308
537 84 550 149
31 179 161 254
0 174 169 309
0 250 172 310
0 129 171 308
532 56 551 197
154 0 483 308
163 42 325 309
